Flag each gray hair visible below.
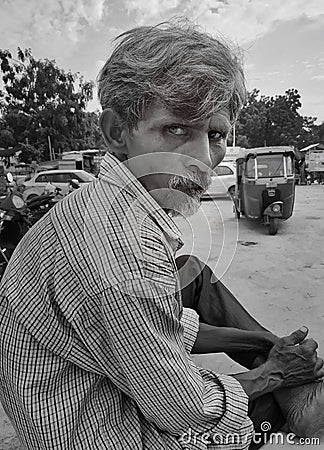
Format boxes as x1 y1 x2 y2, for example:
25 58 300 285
97 18 246 129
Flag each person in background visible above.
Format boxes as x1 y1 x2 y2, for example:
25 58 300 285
299 156 307 185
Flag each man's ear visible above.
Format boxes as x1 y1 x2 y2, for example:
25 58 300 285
99 109 128 155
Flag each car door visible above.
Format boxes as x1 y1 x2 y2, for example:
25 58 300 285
208 165 233 197
49 173 72 195
32 173 50 194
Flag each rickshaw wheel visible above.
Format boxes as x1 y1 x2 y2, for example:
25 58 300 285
268 218 278 235
228 186 235 198
232 199 240 219
234 206 240 220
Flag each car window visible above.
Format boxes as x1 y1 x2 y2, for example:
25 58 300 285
46 174 59 183
35 174 49 183
50 173 72 183
68 173 91 183
76 172 96 182
34 171 94 184
215 166 234 176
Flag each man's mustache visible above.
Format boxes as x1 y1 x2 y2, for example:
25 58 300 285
168 171 211 194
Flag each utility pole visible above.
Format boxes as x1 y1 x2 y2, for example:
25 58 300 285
48 136 54 160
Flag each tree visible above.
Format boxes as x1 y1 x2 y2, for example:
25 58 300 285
235 89 268 147
235 88 318 149
265 89 303 147
0 48 100 161
16 143 42 164
82 111 106 149
315 122 324 144
0 129 15 148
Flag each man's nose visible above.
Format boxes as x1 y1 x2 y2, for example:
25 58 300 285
185 135 212 173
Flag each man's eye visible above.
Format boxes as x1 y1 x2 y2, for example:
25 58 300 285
209 130 224 140
168 125 187 136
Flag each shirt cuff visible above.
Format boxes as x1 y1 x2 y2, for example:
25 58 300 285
209 372 253 438
185 369 254 447
180 307 199 353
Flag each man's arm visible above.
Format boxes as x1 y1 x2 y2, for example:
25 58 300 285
191 322 278 354
190 321 324 401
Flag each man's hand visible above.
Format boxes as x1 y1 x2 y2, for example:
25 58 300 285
266 326 324 388
233 326 324 401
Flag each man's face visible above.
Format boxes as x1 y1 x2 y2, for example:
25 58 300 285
123 103 232 217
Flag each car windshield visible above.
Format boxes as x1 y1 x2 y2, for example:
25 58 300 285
256 155 285 178
246 154 291 178
77 172 96 182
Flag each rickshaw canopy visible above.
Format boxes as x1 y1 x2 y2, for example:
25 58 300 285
236 146 295 162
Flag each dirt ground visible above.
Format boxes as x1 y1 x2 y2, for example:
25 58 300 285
188 184 324 360
0 185 323 449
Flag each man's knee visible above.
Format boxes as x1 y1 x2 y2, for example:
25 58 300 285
176 254 212 275
176 254 208 288
176 255 199 269
176 254 217 290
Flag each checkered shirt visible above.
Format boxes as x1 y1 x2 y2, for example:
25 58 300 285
0 153 253 449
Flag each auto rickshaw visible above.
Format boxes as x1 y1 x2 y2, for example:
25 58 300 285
233 147 296 235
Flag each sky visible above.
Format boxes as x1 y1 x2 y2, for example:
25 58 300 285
1 0 324 123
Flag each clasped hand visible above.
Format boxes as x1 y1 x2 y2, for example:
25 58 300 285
266 326 324 388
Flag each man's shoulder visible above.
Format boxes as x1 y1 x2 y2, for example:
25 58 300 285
89 179 166 241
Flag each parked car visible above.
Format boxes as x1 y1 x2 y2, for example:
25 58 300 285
22 169 96 201
202 161 236 199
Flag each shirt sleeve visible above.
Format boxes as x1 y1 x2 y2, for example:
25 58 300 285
180 307 200 353
78 277 253 448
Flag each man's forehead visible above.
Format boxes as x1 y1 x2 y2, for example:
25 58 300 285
140 102 231 128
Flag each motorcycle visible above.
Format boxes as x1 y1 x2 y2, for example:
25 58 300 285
26 185 62 224
0 174 64 277
0 175 80 277
0 173 31 276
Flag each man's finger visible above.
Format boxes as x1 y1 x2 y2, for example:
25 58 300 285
299 338 318 352
280 326 308 346
315 357 324 372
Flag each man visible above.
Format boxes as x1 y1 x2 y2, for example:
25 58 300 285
0 20 323 450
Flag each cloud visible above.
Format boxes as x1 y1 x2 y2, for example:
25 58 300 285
125 0 180 21
311 75 324 81
0 0 105 52
189 0 324 44
123 0 324 44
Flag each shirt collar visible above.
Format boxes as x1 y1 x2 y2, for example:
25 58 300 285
99 152 183 245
